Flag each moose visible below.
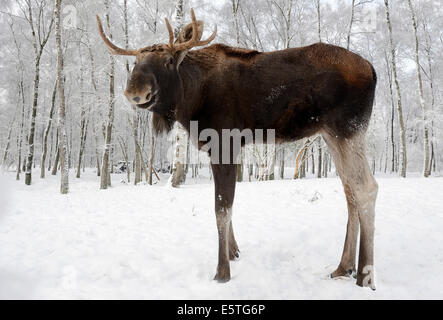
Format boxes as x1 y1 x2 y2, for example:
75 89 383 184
97 9 378 288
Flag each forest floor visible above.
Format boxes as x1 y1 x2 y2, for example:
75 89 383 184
0 169 442 299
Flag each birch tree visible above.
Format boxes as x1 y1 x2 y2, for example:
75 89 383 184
125 0 142 185
231 0 241 46
75 46 90 179
268 0 294 49
384 0 407 177
16 80 26 180
100 0 116 189
170 0 187 187
314 0 321 42
21 0 54 185
55 0 69 194
40 80 57 178
2 114 16 169
422 19 437 173
346 0 356 50
407 0 430 177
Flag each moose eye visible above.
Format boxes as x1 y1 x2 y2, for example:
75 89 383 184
166 57 174 67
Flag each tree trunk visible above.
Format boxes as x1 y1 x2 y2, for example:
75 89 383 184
316 0 321 42
323 151 328 178
126 0 142 185
236 150 244 182
25 54 42 185
40 80 57 178
279 148 285 179
268 145 276 180
24 2 53 185
148 128 155 185
231 0 241 46
100 0 115 189
346 0 356 50
16 80 26 180
170 0 187 187
95 130 101 177
2 115 15 170
384 0 407 177
117 136 130 183
76 63 89 179
51 128 60 176
317 141 322 178
389 66 395 173
171 123 187 187
423 22 436 173
55 0 69 194
407 0 430 177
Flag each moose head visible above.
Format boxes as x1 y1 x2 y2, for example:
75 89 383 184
96 9 216 130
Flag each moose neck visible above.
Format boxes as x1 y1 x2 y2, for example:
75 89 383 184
174 48 218 133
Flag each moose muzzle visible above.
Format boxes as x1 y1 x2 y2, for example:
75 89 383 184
124 87 154 105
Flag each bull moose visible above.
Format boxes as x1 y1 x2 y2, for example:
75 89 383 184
97 8 378 288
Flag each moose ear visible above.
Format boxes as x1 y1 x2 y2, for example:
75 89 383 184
176 20 204 44
174 50 189 69
173 21 203 68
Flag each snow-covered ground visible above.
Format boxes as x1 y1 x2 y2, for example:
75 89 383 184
0 169 442 299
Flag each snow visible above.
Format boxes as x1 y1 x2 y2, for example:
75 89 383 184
1 169 443 299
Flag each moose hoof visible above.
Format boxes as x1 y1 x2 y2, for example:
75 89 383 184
214 268 231 283
356 274 376 290
331 265 355 278
229 248 240 261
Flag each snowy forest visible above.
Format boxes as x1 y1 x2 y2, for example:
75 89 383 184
0 0 442 190
0 0 443 300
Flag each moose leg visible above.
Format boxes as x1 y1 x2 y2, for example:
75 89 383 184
322 131 378 288
211 163 237 282
331 199 359 278
229 221 240 260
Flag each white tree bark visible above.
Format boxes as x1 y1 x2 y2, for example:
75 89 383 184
1 115 16 170
100 0 115 189
423 21 437 173
24 1 54 185
231 0 241 46
346 0 356 50
124 0 143 185
384 0 407 177
170 0 187 187
315 0 321 42
55 0 69 194
40 80 57 178
407 0 430 177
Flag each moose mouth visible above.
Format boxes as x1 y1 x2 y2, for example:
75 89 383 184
137 93 157 111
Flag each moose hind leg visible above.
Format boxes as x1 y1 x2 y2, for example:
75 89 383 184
212 164 237 282
331 198 358 278
323 131 378 288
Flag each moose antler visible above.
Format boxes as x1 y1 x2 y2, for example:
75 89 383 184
96 15 146 56
165 8 217 52
97 8 216 56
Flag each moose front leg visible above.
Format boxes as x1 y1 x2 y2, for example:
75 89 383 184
211 163 237 282
229 221 240 260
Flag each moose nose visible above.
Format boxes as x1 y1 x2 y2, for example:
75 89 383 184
124 88 153 105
